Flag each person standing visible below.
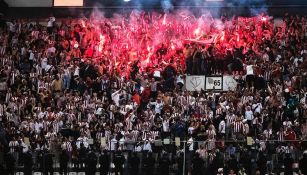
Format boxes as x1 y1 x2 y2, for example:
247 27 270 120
245 61 255 88
8 136 18 166
185 45 193 75
44 150 54 175
299 151 307 175
129 152 140 175
114 150 125 175
284 153 294 175
257 151 267 175
47 15 55 34
159 153 170 175
227 154 238 174
143 152 155 175
99 150 110 175
192 45 202 75
176 151 184 175
192 153 204 175
5 152 15 175
23 151 33 175
59 150 69 175
86 150 97 175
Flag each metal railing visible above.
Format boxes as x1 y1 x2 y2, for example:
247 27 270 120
1 139 306 175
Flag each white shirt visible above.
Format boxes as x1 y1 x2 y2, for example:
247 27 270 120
245 110 253 121
162 120 170 132
41 57 48 69
76 137 89 149
135 145 142 152
262 53 269 62
21 141 29 153
246 65 254 75
48 47 56 54
153 70 161 78
119 138 125 150
35 122 43 133
21 47 26 56
95 107 103 115
143 142 152 152
188 127 194 135
188 137 194 151
155 102 164 114
74 67 80 76
7 22 16 32
47 17 55 27
252 103 262 114
64 68 71 77
29 51 35 61
218 120 226 134
176 75 184 84
110 138 117 151
111 90 121 106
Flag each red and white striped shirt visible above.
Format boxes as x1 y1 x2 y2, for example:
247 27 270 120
62 141 72 152
9 140 19 153
264 70 272 81
96 132 104 140
232 121 244 133
216 108 222 116
150 131 159 140
277 131 284 141
226 114 236 127
131 130 139 141
206 129 216 139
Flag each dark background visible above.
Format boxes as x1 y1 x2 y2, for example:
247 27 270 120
0 0 306 18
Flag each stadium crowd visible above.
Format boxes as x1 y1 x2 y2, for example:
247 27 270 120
0 11 306 175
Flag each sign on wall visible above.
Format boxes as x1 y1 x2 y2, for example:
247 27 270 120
223 75 238 91
185 75 237 91
54 0 84 6
185 76 206 91
205 76 223 90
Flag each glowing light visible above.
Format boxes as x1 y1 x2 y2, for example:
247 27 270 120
163 14 167 25
171 44 175 50
221 31 225 41
67 11 274 71
194 28 200 35
100 34 105 43
261 17 268 22
99 34 105 53
123 0 131 2
81 21 85 28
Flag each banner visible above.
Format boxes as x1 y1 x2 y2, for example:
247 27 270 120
222 75 238 91
247 137 253 146
185 75 238 91
175 137 180 147
101 137 106 148
163 138 170 145
185 76 206 91
54 0 83 6
205 76 223 90
24 137 30 146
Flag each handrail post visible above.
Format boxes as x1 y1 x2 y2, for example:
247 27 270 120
183 141 186 175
